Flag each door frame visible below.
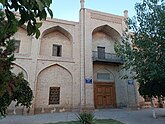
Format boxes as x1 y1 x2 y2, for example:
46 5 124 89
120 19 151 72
94 82 116 109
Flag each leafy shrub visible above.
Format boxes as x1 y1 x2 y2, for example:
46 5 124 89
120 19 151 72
76 111 95 124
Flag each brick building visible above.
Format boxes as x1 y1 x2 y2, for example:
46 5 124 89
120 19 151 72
8 0 140 114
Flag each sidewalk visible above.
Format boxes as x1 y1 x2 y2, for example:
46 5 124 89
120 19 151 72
0 108 165 124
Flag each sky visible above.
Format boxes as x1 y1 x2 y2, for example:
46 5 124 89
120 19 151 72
50 0 140 22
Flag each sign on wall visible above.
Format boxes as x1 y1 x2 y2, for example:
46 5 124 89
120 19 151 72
85 78 92 84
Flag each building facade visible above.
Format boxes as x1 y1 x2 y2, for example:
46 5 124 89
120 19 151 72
8 1 140 114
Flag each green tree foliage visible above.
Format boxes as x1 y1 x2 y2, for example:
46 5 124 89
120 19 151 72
115 0 165 98
0 0 53 116
0 0 53 39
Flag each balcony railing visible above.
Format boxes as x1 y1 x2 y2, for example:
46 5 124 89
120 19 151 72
92 51 124 64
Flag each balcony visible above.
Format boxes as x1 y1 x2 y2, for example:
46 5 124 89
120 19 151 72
92 51 124 64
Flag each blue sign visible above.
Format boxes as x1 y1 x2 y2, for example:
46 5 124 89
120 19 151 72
85 78 92 84
128 80 134 85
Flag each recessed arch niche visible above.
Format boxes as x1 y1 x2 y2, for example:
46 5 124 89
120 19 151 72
35 64 73 108
92 25 121 53
40 26 73 58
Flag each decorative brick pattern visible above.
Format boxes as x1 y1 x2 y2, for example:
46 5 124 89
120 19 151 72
91 12 122 24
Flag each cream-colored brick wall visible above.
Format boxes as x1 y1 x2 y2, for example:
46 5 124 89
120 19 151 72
92 32 115 53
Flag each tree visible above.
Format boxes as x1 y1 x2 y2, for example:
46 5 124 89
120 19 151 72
115 0 165 99
0 0 53 116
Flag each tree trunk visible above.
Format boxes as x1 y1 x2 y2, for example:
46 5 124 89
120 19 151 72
151 97 157 119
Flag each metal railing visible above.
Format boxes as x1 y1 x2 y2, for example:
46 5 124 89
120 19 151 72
92 51 124 64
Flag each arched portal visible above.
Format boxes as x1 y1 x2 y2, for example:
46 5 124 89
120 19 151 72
35 64 73 112
93 66 116 109
92 25 120 109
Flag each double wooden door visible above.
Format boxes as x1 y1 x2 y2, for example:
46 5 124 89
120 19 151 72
94 82 116 108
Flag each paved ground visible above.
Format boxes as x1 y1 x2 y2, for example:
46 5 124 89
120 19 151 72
1 108 165 124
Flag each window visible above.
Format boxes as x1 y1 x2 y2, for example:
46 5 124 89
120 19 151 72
97 73 110 80
49 87 60 105
52 44 62 57
14 40 20 53
97 46 105 59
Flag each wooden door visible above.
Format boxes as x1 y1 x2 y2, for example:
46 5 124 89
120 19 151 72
94 82 116 108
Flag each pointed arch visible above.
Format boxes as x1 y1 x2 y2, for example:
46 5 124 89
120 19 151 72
40 26 73 58
11 63 28 80
93 66 115 82
92 25 121 54
42 26 73 41
92 25 121 42
37 64 73 80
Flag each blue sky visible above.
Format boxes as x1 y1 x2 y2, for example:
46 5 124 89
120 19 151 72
50 0 140 21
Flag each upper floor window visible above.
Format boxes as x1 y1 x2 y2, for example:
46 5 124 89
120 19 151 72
97 46 105 59
14 40 20 53
52 44 62 57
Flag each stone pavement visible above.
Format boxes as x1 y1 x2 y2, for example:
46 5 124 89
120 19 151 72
1 108 165 124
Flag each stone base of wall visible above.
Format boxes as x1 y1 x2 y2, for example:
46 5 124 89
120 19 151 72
34 106 72 114
77 105 95 113
7 108 30 115
7 105 93 115
125 105 140 110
